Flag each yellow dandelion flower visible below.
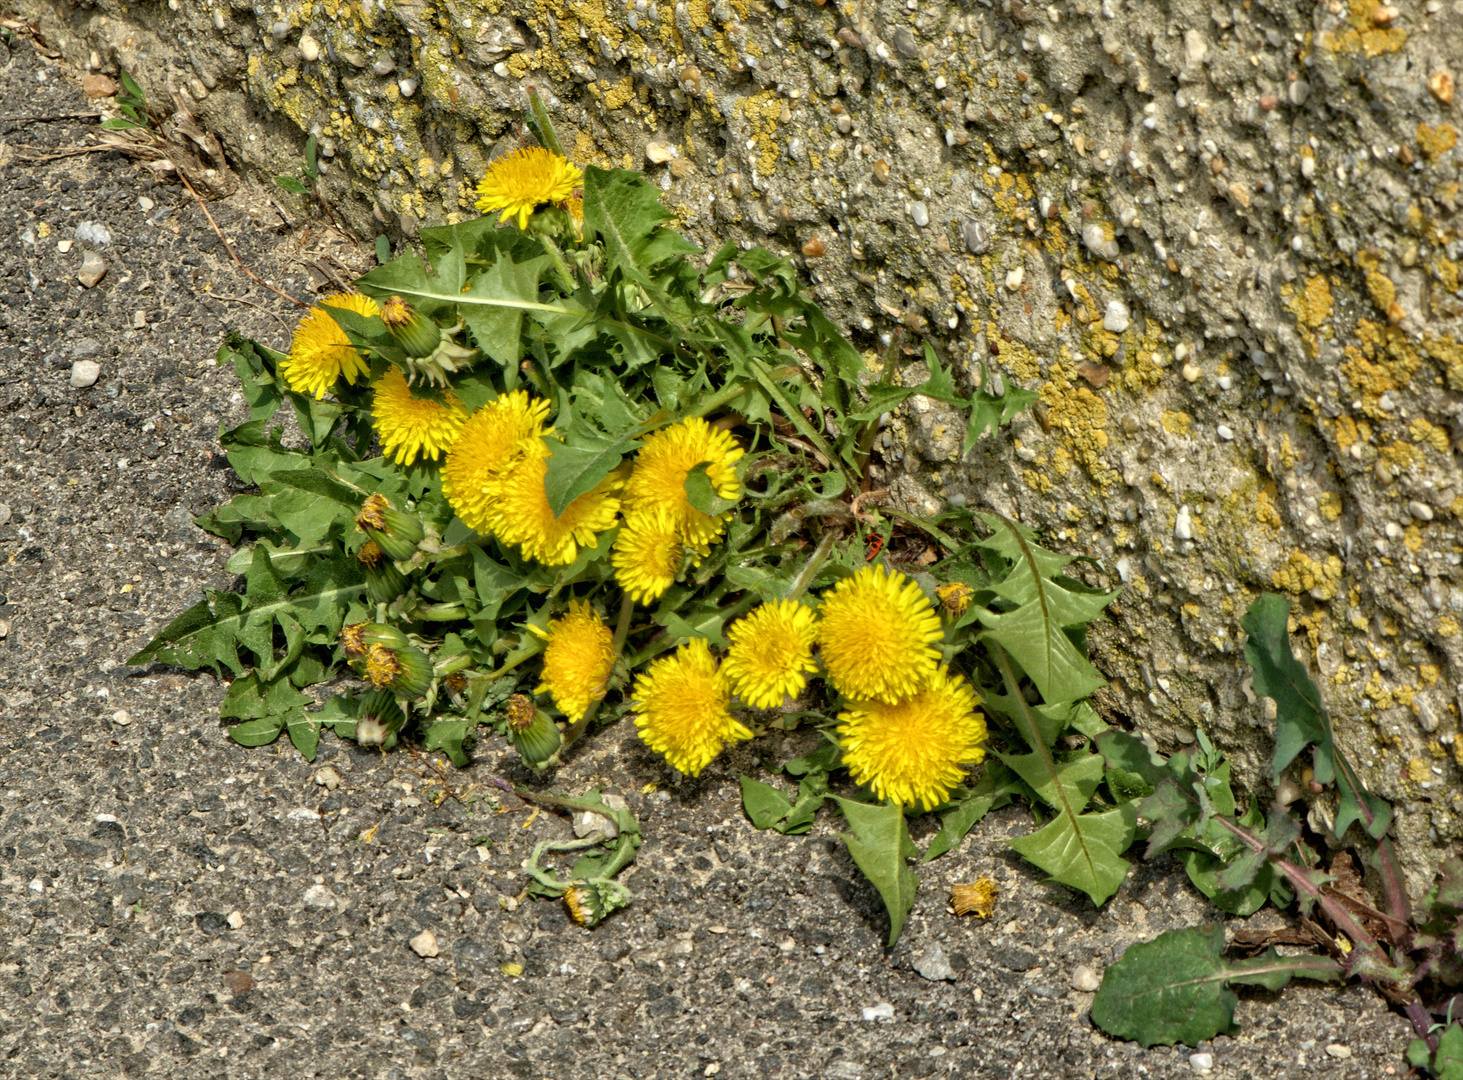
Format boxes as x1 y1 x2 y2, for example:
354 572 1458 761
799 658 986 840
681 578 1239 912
278 292 379 400
818 564 943 703
622 418 743 552
474 147 584 230
371 367 469 465
612 509 685 604
440 391 552 535
722 600 819 709
534 600 616 720
836 665 986 811
633 638 752 777
486 436 621 565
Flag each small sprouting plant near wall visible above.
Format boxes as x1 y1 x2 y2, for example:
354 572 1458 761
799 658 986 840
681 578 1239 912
1087 594 1463 1075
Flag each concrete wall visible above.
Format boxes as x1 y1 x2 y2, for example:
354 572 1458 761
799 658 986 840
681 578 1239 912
19 0 1463 881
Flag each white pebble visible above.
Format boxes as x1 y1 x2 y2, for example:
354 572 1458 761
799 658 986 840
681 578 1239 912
70 360 101 388
1102 299 1130 333
1005 266 1025 289
112 709 132 726
1070 965 1101 992
409 929 440 958
77 250 107 288
1188 1052 1213 1072
909 201 930 227
861 1003 896 1021
299 34 320 60
1216 424 1234 441
314 767 342 790
1324 1045 1352 1060
1174 505 1193 541
398 76 418 97
302 884 336 909
1181 362 1202 383
1082 224 1119 260
1410 501 1435 522
1216 374 1232 390
227 910 245 929
645 141 675 164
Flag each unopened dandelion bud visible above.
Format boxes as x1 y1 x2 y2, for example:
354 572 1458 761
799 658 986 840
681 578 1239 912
356 493 424 561
379 295 442 359
365 558 408 605
355 690 404 746
936 581 974 618
506 692 561 766
361 640 433 699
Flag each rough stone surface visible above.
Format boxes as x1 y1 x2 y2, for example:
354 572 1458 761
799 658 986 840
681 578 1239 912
0 18 1443 1080
17 0 1463 885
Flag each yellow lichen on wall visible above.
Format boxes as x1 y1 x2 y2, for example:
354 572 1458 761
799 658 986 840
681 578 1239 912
1410 417 1451 453
1340 319 1426 418
1417 123 1458 161
1323 0 1406 57
1284 274 1333 357
1161 410 1192 437
1319 491 1343 521
988 324 1044 382
1256 482 1283 528
734 90 783 177
1365 270 1396 314
1272 550 1343 600
1038 359 1118 488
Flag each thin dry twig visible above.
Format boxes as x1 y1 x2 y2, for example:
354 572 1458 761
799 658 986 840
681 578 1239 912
201 290 293 336
0 111 102 126
9 142 112 162
178 170 308 310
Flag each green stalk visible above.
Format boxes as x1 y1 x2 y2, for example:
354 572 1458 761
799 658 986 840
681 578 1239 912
527 87 564 156
785 531 836 602
413 602 468 622
433 651 474 678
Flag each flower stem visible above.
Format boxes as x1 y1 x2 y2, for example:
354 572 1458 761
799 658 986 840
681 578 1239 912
526 87 564 156
785 530 836 602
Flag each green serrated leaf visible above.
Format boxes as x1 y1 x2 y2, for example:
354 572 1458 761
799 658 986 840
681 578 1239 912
423 718 474 767
1000 749 1104 815
1091 924 1341 1048
684 463 738 516
923 763 1023 862
275 175 309 195
741 776 794 829
541 426 638 518
1008 804 1135 906
964 383 1040 453
582 166 700 285
833 797 919 946
978 601 1107 705
228 715 287 748
285 713 321 761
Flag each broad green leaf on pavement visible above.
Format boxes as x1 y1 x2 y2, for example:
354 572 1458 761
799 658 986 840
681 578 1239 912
834 798 919 946
1007 804 1135 906
1091 924 1341 1047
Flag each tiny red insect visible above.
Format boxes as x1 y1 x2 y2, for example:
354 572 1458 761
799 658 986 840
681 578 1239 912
865 534 885 561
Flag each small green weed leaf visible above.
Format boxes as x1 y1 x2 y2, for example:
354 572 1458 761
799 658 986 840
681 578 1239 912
1216 809 1300 893
303 133 319 180
741 776 794 829
582 166 700 285
1000 749 1104 816
1091 924 1341 1047
833 797 919 946
972 513 1072 577
542 426 639 518
460 252 553 367
1180 849 1273 916
783 740 841 777
1007 804 1135 906
375 235 391 264
100 117 145 131
684 463 738 516
978 601 1107 705
228 715 287 748
423 718 474 767
964 383 1040 453
118 67 145 102
1137 778 1200 858
923 762 1025 862
275 175 309 195
1095 731 1169 789
1418 1023 1463 1080
285 713 321 761
1241 595 1327 783
219 671 311 720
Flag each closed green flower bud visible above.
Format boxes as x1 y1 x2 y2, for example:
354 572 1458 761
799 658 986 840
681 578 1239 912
506 692 561 766
362 641 433 699
380 295 442 359
355 690 405 746
356 493 425 562
358 540 409 605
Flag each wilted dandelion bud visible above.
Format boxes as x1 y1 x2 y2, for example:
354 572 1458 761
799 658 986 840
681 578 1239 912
358 540 408 604
340 620 370 659
348 624 431 699
379 295 442 359
356 493 424 561
506 692 561 767
951 876 998 918
936 581 974 618
564 880 632 927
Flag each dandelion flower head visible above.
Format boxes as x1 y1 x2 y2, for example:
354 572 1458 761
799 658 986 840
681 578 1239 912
622 418 743 553
836 665 986 811
818 564 943 703
535 599 616 720
440 391 551 535
371 367 468 465
612 509 685 604
279 292 378 400
484 436 622 565
475 147 584 230
722 600 819 709
633 638 751 777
